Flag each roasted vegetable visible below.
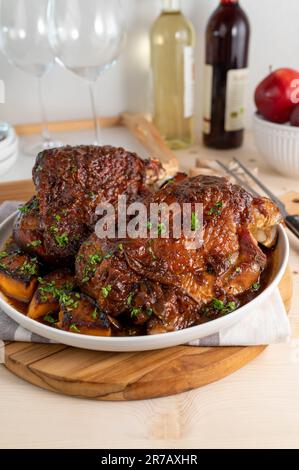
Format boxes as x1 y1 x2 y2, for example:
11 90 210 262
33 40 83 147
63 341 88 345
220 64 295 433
28 269 75 320
57 292 111 336
0 251 38 302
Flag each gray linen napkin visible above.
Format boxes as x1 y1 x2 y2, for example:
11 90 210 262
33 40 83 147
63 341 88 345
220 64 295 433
0 202 291 346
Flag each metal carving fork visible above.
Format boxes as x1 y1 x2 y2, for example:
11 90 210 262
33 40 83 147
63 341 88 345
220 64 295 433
216 158 299 239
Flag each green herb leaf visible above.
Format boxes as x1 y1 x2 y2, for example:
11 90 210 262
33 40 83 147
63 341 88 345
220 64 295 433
157 223 166 236
130 307 141 318
27 240 42 248
55 233 69 247
54 214 61 222
18 204 29 214
91 309 98 320
50 225 58 234
191 212 200 231
212 299 224 311
146 307 153 317
127 292 134 306
43 314 57 324
252 283 260 291
0 251 8 259
20 259 38 276
102 284 112 298
208 201 223 216
70 323 80 333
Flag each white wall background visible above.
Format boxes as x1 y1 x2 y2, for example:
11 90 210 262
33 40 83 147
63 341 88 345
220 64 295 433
0 0 298 137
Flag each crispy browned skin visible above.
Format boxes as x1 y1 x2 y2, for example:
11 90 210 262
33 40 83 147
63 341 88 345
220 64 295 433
75 175 281 334
76 234 140 316
14 145 161 262
13 197 59 264
57 292 111 336
28 269 75 320
0 251 38 302
33 145 161 259
124 176 281 306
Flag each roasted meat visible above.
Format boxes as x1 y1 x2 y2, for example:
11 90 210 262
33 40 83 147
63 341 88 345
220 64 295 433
14 145 162 262
75 175 282 333
76 234 140 316
124 175 281 307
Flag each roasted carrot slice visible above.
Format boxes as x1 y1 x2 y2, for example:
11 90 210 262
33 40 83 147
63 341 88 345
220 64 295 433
0 251 38 303
57 292 111 336
28 269 75 320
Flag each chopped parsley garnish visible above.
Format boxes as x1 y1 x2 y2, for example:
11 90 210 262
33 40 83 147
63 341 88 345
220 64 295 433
146 307 153 317
91 309 98 320
157 223 166 236
38 278 75 308
60 292 79 310
191 212 200 231
102 284 112 298
208 201 223 216
147 221 153 230
20 259 38 276
54 214 61 222
89 254 102 264
127 292 134 306
70 323 80 333
212 299 225 310
203 298 237 317
55 233 69 247
43 314 57 324
117 243 123 252
27 240 42 248
0 251 8 259
235 267 241 273
252 283 260 291
131 307 141 318
81 253 102 283
50 225 58 234
18 204 30 214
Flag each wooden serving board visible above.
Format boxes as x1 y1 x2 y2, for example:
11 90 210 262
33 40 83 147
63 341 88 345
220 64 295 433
3 266 292 401
0 174 297 400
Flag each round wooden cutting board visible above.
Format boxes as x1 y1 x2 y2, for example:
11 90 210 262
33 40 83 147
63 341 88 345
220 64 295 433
3 267 292 401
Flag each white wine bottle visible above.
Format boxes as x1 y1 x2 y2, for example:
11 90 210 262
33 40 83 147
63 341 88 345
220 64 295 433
150 0 195 149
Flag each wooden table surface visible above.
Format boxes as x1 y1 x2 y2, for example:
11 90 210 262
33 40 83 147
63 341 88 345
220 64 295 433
0 128 298 449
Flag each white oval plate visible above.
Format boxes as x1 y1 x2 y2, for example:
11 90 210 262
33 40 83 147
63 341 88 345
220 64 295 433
0 212 289 352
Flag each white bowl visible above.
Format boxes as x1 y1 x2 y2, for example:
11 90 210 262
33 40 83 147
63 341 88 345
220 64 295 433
253 113 299 178
0 212 289 352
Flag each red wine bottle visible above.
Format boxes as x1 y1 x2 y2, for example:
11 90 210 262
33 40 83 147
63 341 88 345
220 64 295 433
203 0 250 149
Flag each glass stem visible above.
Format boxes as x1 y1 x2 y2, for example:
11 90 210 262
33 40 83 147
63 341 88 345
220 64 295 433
89 80 101 145
38 77 51 143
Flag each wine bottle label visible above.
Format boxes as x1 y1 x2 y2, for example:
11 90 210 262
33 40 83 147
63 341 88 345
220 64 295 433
225 68 248 131
183 46 194 119
203 64 213 134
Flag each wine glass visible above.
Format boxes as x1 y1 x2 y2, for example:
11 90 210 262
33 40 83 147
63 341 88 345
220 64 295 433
47 0 126 145
0 0 63 155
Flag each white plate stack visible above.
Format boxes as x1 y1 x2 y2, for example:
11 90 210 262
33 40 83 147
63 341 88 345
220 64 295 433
0 123 19 175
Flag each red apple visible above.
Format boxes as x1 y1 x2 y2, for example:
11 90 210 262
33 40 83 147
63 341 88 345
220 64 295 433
290 104 299 126
255 68 299 123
